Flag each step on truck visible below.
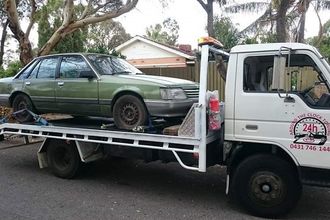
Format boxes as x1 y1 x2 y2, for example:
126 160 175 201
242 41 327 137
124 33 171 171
1 37 330 218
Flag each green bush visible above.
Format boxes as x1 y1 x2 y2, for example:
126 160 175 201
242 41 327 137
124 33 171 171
0 61 23 78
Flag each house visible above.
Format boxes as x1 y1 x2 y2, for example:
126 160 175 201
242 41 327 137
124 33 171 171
115 36 196 75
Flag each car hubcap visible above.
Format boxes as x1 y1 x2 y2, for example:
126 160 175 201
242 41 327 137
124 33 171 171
120 103 139 125
249 171 284 207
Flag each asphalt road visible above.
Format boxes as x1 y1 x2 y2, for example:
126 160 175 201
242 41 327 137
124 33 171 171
1 138 330 220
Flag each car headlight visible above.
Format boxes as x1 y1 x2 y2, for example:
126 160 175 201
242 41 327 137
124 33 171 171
160 88 187 100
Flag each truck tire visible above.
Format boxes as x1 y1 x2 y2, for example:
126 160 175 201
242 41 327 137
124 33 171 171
47 140 81 179
231 154 302 218
12 94 35 122
113 95 147 130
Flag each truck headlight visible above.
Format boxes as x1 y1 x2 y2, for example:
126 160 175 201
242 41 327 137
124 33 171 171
160 88 187 100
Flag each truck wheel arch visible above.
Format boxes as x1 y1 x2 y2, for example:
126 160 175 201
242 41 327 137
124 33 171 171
227 142 300 177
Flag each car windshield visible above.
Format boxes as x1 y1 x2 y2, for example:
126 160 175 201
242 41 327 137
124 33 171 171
86 54 143 75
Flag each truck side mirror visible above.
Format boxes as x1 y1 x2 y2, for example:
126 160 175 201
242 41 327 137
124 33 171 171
272 55 286 91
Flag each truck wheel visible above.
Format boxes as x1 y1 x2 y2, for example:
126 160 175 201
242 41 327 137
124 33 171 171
113 95 147 130
47 140 81 179
12 94 35 122
231 154 302 218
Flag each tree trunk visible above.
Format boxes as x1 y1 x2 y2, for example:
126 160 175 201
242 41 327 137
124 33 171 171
5 0 34 65
297 0 310 43
0 20 9 67
276 0 292 42
207 0 214 37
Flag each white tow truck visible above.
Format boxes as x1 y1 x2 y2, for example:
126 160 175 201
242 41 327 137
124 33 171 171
1 37 330 218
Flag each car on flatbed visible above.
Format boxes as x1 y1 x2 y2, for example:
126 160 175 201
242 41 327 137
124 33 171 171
0 53 199 129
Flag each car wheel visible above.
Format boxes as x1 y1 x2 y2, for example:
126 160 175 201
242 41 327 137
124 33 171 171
47 139 81 179
12 93 35 122
113 95 148 130
231 154 302 218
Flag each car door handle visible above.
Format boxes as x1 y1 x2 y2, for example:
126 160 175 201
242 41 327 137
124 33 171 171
58 82 64 86
25 81 31 86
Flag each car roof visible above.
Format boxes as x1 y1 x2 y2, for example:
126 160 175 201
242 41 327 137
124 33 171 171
36 53 115 59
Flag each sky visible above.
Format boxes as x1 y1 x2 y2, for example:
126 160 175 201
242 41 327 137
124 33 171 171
115 0 330 48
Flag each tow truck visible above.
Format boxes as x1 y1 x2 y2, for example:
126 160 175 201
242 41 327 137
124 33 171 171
1 37 330 218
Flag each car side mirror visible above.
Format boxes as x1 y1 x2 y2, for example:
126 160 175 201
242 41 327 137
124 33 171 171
272 55 286 91
80 70 95 79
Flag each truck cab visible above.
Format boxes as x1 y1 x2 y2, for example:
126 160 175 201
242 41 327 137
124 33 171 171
223 43 330 217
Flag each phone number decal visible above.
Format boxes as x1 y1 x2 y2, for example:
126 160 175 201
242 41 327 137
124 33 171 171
290 144 330 152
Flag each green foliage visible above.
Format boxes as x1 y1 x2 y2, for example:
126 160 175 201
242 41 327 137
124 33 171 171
307 19 330 60
0 61 22 78
213 16 240 49
307 36 330 60
86 20 131 52
242 33 277 44
145 18 179 45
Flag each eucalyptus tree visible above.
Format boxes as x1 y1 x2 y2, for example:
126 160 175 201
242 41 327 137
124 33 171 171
146 18 180 45
4 0 138 65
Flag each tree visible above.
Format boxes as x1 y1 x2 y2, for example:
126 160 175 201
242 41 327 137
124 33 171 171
196 0 229 37
294 0 330 43
0 0 9 68
37 2 87 53
225 1 293 42
226 0 330 43
213 16 239 48
5 0 138 65
307 19 330 59
86 20 131 52
146 18 179 45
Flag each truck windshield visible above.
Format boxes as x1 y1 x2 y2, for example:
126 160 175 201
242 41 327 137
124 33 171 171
86 54 143 75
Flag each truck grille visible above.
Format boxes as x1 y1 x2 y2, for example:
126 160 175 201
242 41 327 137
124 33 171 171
183 87 199 99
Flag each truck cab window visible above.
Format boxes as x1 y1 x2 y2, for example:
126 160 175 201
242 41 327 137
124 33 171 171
243 56 274 92
286 54 330 108
243 54 330 108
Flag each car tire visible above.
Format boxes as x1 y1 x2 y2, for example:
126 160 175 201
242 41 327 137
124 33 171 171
113 95 148 130
231 154 302 218
47 139 81 179
12 93 35 122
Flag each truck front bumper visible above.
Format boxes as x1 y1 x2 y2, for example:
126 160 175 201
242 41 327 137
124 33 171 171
145 99 198 118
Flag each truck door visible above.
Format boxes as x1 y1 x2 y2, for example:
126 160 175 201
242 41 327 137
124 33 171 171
234 51 330 168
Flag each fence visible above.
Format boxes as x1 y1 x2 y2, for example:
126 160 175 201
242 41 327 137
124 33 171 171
141 61 226 101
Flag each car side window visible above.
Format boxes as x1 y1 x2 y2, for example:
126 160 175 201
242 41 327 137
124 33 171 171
28 61 41 79
18 60 37 79
60 56 92 78
37 57 58 79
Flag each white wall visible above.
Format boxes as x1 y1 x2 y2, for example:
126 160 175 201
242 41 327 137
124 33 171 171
120 41 177 59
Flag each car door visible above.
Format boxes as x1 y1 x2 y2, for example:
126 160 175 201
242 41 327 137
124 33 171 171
23 57 58 112
55 55 99 116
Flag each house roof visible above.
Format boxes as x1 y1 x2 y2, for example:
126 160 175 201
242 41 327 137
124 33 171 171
115 35 196 60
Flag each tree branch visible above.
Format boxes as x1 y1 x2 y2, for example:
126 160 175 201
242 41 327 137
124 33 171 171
38 0 138 56
62 0 74 26
70 0 138 29
80 0 93 19
196 0 207 12
26 0 37 37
